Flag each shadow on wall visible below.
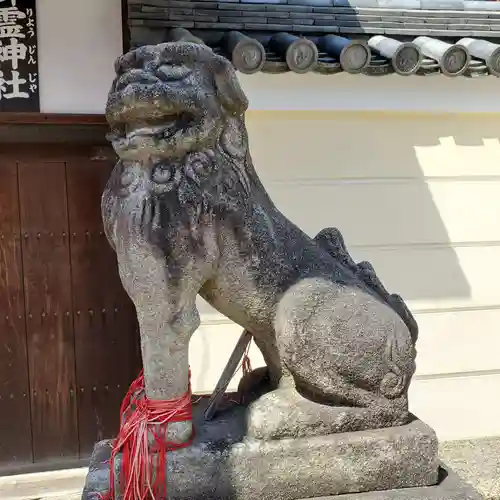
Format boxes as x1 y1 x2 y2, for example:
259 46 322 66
241 112 500 304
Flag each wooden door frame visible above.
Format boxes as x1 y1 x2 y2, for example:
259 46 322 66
0 114 111 149
0 113 106 125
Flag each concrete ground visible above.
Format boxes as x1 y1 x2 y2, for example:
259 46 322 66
0 466 87 500
440 437 500 500
0 437 498 500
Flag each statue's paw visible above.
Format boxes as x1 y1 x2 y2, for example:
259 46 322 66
166 420 194 444
147 420 193 450
246 387 409 439
246 388 296 440
121 396 193 446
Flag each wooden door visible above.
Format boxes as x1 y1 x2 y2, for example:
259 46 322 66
0 144 141 468
0 157 32 466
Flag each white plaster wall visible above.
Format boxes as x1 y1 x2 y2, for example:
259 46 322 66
239 73 500 114
36 0 123 114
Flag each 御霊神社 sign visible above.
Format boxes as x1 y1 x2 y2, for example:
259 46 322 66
0 0 39 112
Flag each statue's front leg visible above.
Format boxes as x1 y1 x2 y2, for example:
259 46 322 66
116 248 202 445
137 298 200 444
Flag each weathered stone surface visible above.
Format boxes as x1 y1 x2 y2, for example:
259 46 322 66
82 400 439 500
316 466 484 499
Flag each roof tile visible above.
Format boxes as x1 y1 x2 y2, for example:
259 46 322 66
128 0 500 78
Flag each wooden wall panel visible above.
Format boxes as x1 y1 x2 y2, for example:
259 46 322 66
0 158 32 466
66 154 141 457
18 160 79 462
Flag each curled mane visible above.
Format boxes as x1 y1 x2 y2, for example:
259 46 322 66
139 120 255 273
103 42 258 278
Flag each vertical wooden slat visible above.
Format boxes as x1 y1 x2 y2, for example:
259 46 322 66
18 160 79 462
0 157 32 466
66 152 141 457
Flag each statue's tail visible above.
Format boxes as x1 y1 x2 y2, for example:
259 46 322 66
380 332 415 399
356 261 419 345
314 227 418 345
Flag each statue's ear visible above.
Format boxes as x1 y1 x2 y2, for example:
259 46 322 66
213 56 249 115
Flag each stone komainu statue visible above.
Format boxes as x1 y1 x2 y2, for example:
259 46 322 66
102 41 418 444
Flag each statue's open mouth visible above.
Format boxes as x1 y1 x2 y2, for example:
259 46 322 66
108 111 197 142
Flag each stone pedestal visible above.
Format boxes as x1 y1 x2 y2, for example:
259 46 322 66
81 400 484 500
318 467 484 500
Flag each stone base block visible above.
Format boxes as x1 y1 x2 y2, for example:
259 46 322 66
81 400 449 500
321 467 484 499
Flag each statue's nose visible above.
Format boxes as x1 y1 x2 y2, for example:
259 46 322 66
114 69 158 92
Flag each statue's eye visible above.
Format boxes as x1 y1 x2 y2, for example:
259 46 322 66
157 64 192 81
115 50 143 74
152 167 172 184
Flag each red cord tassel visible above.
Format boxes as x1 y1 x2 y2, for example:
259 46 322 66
241 345 252 378
101 370 194 500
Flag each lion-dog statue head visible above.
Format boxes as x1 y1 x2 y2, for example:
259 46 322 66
106 42 249 162
104 42 263 261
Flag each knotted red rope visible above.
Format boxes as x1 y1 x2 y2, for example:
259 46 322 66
241 341 252 378
102 370 193 500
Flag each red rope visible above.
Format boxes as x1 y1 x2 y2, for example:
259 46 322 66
229 341 253 405
101 370 193 500
241 343 252 378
